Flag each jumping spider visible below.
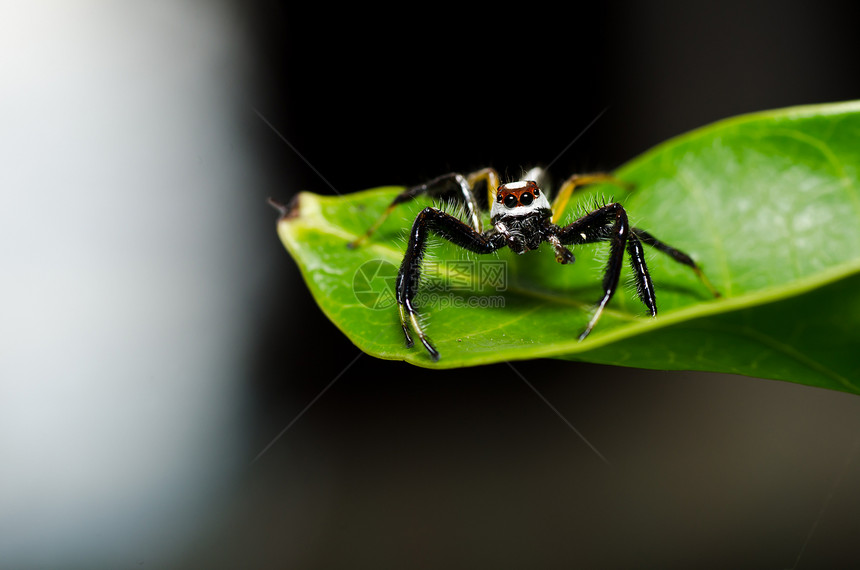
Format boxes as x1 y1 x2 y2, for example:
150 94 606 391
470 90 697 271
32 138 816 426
349 167 718 362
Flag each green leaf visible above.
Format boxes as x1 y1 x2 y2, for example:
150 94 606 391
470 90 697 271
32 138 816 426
273 101 860 394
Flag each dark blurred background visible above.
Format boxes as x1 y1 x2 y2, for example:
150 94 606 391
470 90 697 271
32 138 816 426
2 1 860 568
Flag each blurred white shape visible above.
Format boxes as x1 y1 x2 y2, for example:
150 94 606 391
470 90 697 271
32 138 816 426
0 2 258 567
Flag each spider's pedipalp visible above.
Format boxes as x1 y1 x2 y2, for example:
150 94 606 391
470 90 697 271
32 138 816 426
547 234 575 265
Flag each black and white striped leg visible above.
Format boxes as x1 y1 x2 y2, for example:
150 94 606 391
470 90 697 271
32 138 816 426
556 204 720 339
397 207 504 361
556 203 645 340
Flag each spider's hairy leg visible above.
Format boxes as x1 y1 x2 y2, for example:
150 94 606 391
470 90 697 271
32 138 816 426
397 207 504 361
551 173 633 225
631 228 722 298
348 170 494 249
556 202 641 340
625 231 656 316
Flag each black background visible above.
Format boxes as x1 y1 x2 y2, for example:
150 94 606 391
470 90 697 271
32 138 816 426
208 2 860 568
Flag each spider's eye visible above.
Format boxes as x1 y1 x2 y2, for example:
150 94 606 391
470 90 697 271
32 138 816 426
533 187 540 197
496 192 503 203
503 194 518 208
520 192 533 206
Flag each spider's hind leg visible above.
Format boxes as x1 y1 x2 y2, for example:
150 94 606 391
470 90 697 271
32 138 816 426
348 168 500 248
632 228 721 298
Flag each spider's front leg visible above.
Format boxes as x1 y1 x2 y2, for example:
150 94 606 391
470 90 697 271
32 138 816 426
555 202 652 340
398 207 504 361
554 203 719 340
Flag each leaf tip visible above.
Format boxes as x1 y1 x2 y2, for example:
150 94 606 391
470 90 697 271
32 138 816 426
267 194 301 221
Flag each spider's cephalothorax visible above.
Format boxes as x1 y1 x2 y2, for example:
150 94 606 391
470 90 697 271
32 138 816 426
491 180 553 254
348 167 719 362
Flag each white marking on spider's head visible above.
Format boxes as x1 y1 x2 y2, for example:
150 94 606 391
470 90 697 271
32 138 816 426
504 180 530 190
490 180 551 221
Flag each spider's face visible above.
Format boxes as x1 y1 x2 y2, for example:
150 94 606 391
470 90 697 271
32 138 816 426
490 180 552 222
